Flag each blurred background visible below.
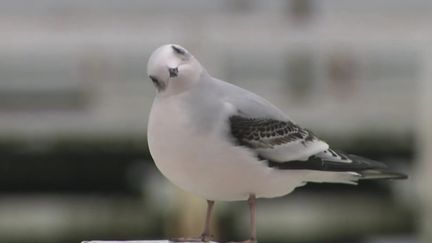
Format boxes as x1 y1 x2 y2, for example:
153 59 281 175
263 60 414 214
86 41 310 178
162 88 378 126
0 0 429 242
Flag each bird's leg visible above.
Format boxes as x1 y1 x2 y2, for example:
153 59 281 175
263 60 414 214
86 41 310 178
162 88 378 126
226 195 257 243
170 200 215 243
200 200 215 241
247 194 257 243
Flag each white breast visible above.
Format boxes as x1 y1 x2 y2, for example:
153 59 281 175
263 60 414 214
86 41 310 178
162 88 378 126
147 95 314 201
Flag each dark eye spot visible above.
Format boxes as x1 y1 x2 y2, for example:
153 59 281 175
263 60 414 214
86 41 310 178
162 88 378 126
169 67 178 78
171 45 186 55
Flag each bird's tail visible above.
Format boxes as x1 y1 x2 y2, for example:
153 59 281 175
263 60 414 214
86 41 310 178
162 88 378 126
343 153 408 180
358 169 408 180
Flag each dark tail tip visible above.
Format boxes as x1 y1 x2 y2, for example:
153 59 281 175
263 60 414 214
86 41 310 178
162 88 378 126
359 170 408 180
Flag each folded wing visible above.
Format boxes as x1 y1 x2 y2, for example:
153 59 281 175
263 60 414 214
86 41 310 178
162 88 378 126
229 115 407 180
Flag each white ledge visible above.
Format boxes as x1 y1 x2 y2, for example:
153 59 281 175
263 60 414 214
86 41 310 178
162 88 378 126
82 241 219 243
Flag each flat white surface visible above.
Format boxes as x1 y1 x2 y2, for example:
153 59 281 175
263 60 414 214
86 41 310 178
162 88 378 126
82 241 218 243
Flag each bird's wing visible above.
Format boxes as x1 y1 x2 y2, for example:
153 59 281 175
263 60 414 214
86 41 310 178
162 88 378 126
229 115 403 176
229 115 329 162
215 77 330 162
212 78 403 177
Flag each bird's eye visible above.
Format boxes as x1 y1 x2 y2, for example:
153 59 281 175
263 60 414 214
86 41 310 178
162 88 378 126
171 45 186 55
169 67 179 78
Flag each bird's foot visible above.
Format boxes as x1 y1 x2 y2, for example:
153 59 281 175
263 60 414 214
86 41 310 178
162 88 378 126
200 232 213 242
170 234 213 242
226 237 257 243
170 237 203 242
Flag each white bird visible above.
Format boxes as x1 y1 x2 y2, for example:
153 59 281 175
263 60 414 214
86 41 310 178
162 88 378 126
147 44 406 243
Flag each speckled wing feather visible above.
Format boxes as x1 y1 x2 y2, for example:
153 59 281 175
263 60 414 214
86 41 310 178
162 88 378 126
229 115 406 178
229 115 329 162
229 115 317 149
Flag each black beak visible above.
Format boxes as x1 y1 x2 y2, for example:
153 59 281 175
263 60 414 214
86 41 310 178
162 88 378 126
171 45 186 55
149 75 165 91
149 75 158 84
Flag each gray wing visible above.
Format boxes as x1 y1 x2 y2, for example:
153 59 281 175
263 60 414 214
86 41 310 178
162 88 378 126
229 115 329 162
229 115 407 179
207 77 406 179
210 77 330 161
229 115 317 149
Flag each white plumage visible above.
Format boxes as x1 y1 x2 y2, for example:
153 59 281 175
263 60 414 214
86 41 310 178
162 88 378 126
147 45 362 201
146 44 405 242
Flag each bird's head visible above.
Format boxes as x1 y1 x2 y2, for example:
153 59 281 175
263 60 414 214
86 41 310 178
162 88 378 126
147 44 203 96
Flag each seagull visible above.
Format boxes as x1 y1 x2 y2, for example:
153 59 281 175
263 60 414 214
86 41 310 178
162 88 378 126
147 44 407 243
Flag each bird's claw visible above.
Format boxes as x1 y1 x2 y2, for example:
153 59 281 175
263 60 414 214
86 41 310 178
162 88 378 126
225 238 257 243
170 235 213 242
200 233 213 242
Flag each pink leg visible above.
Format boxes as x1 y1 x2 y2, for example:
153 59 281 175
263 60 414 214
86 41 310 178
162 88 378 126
248 194 257 243
171 200 215 242
201 200 215 241
226 195 257 243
